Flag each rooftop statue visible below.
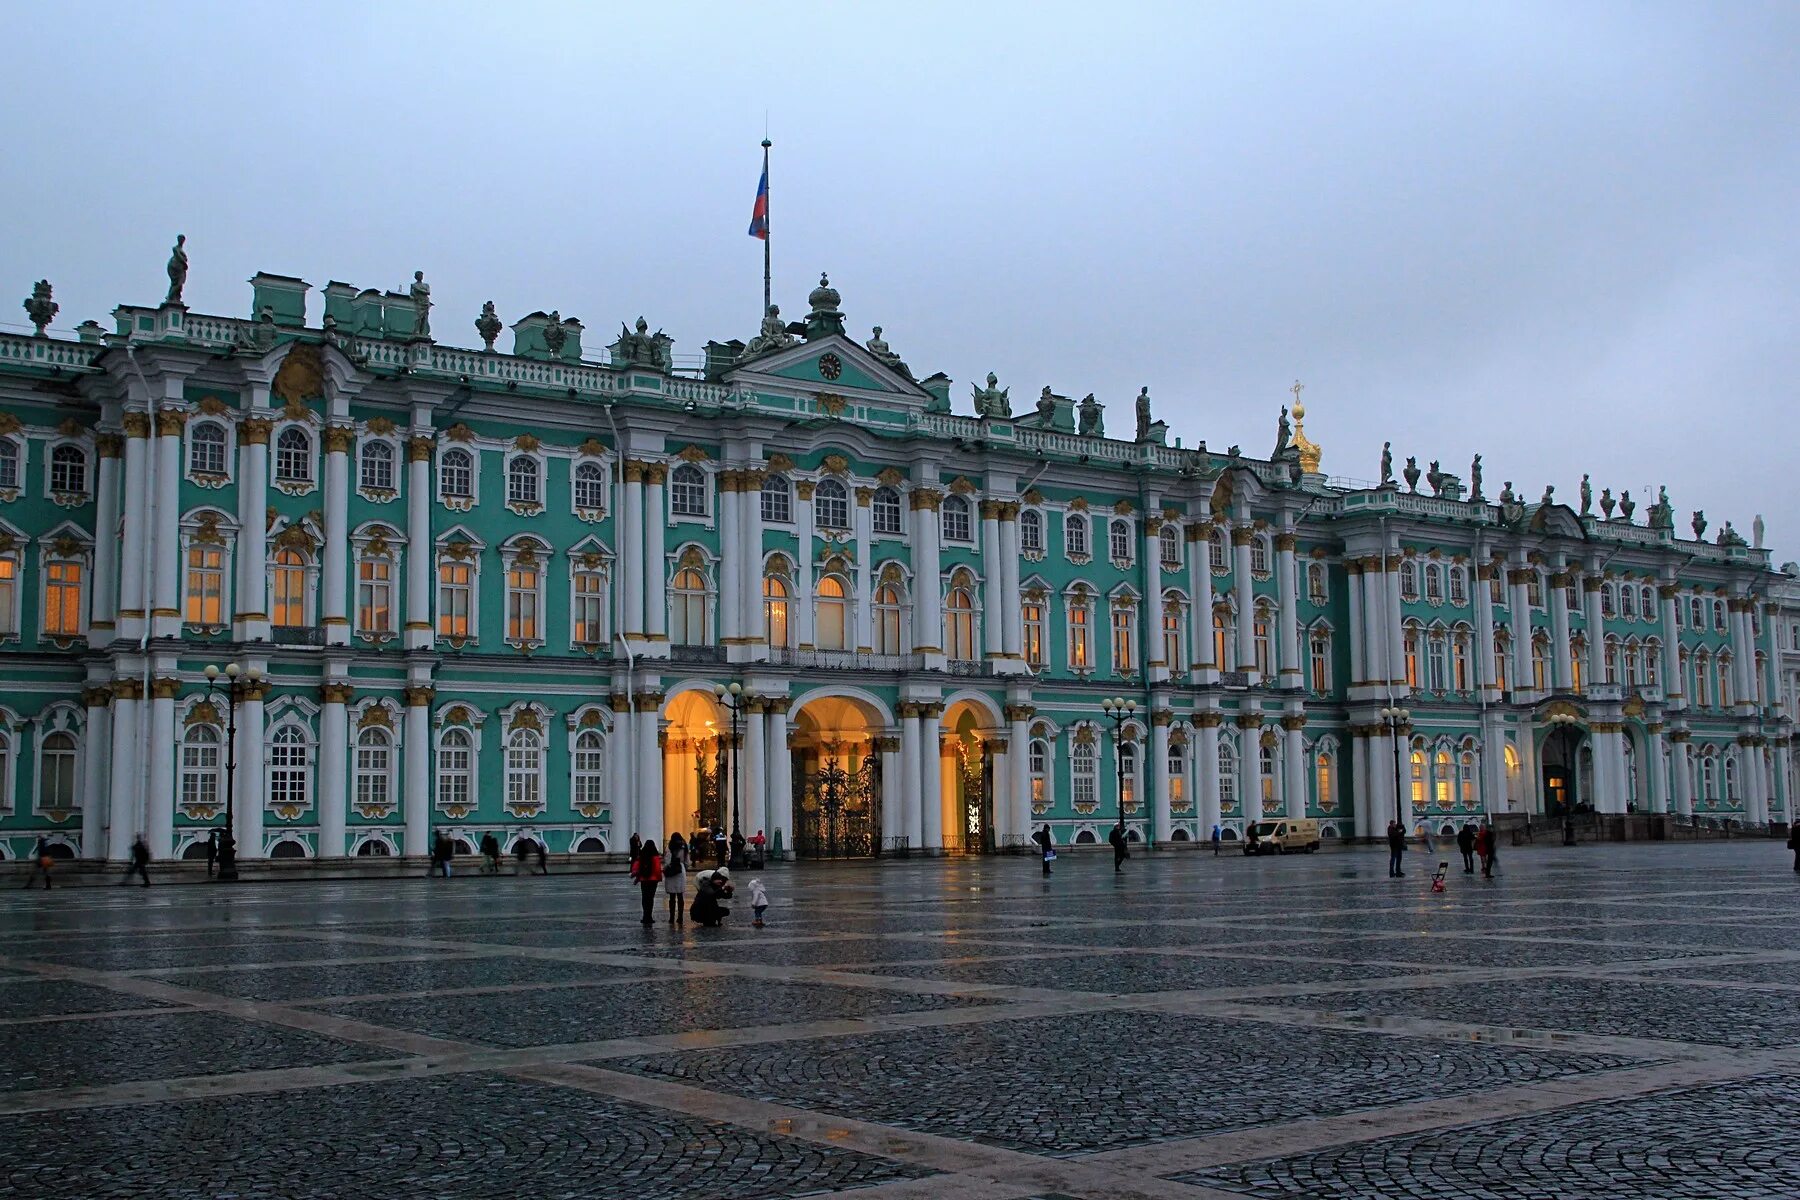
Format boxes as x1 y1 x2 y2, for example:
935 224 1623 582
1719 521 1746 547
1037 386 1056 424
22 280 57 337
542 310 567 357
1426 459 1444 496
1272 405 1290 457
1469 454 1484 502
971 371 1012 419
1078 393 1103 437
165 234 188 305
1380 442 1393 487
1540 483 1555 508
236 305 276 351
1580 474 1592 517
1648 485 1674 530
1619 490 1636 522
410 271 432 338
614 316 673 371
865 325 897 364
475 301 502 352
1136 387 1154 443
745 303 795 356
1403 455 1421 493
1754 513 1765 549
1499 481 1515 504
1691 510 1707 540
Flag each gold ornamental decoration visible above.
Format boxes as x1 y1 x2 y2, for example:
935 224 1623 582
272 343 323 407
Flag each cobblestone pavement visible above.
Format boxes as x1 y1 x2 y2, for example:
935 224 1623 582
0 840 1795 1197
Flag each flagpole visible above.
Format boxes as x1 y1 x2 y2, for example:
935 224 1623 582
761 138 772 315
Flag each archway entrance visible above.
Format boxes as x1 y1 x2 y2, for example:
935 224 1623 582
1541 723 1586 817
663 689 728 853
791 695 883 859
940 699 998 854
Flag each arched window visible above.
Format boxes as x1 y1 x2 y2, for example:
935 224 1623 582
1404 621 1422 688
1571 638 1585 692
573 461 606 510
816 574 849 651
1120 739 1139 812
1494 629 1510 692
1527 571 1544 608
1693 650 1711 707
1724 750 1739 801
1112 599 1136 673
1023 595 1047 667
1602 583 1617 618
355 727 393 814
1429 628 1450 691
1434 748 1453 808
815 478 849 530
1700 749 1718 800
1531 633 1550 690
1718 655 1733 708
1162 592 1185 669
1253 602 1273 676
185 542 225 626
1159 523 1181 568
1168 739 1187 812
945 579 977 661
1620 583 1636 619
1448 564 1468 606
1604 634 1620 683
941 494 972 542
1073 737 1098 811
506 728 543 813
505 554 541 643
180 725 221 813
439 448 473 499
760 474 791 523
1219 739 1239 813
1259 741 1278 809
572 729 606 812
39 729 77 811
1424 562 1444 603
360 440 394 492
1451 627 1472 691
1208 527 1228 572
670 463 707 516
1019 509 1044 554
0 439 18 490
269 725 309 813
1306 561 1328 604
1065 513 1089 558
436 727 472 813
1310 626 1332 692
762 573 790 649
1251 535 1271 576
1400 559 1419 602
1410 747 1427 808
189 422 228 476
1713 598 1727 632
49 444 87 495
873 582 903 655
271 547 307 628
1029 737 1050 811
672 566 709 645
1315 744 1335 812
275 427 312 484
1623 639 1641 688
1068 587 1095 670
1213 607 1231 669
1109 518 1133 564
506 455 540 505
871 486 902 535
1458 749 1477 808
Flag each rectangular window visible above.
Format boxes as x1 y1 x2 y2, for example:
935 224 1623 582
0 556 16 635
357 558 393 634
507 563 541 642
1112 608 1134 672
184 545 224 626
1069 603 1091 670
44 561 82 636
271 555 306 627
573 569 607 647
437 560 472 638
1162 609 1181 670
1022 602 1045 667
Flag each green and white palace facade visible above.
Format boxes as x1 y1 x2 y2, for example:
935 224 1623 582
0 266 1792 865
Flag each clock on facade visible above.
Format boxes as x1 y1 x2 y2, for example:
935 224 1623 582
818 353 842 381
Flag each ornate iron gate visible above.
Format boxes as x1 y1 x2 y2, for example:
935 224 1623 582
795 755 881 859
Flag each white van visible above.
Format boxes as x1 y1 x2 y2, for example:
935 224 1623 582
1242 818 1322 855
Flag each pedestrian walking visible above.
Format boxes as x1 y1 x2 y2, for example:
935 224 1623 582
631 839 663 925
430 832 453 878
123 833 151 887
1211 823 1222 856
628 833 642 865
1480 821 1499 878
24 836 53 889
534 840 548 875
663 833 688 925
712 827 728 867
204 828 219 878
1386 819 1406 878
690 866 732 927
730 828 746 867
1109 822 1129 873
750 828 766 867
512 839 532 877
1457 823 1477 874
480 832 501 876
749 877 770 927
1033 824 1055 876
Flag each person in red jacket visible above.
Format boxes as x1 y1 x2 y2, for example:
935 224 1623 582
630 840 663 925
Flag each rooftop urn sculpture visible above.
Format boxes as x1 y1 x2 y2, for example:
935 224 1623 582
165 234 188 304
1426 459 1444 496
1403 456 1421 493
1136 387 1154 443
542 310 568 357
1600 488 1615 520
971 371 1012 419
1619 490 1636 522
1469 454 1484 501
475 301 502 352
1580 473 1592 516
1692 510 1707 540
410 271 432 338
745 303 795 356
1078 393 1104 437
1380 442 1393 486
22 280 57 336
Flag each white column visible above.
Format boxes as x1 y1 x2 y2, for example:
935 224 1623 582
1008 705 1032 846
1232 525 1256 675
1592 726 1625 814
81 688 111 857
1151 714 1173 843
1345 563 1365 686
766 699 791 853
107 682 141 860
1144 519 1167 679
1482 712 1508 816
147 678 177 858
228 424 269 643
880 733 903 851
91 437 121 633
322 425 352 645
404 435 432 650
899 706 923 849
719 475 742 645
920 705 944 850
742 470 767 654
1385 559 1406 688
1583 574 1607 688
1660 584 1683 706
1242 720 1265 824
637 696 664 842
1365 563 1391 689
980 500 1004 661
1187 524 1212 676
999 506 1023 660
402 687 430 855
744 701 767 840
1671 736 1693 816
318 684 349 858
1771 738 1792 820
989 735 1012 845
1475 562 1498 694
1197 715 1222 835
1275 532 1301 689
117 423 149 642
1550 567 1573 690
620 462 644 639
1352 729 1373 838
854 488 875 651
912 492 943 659
150 415 183 637
1508 561 1534 692
643 465 668 646
235 685 265 860
1284 717 1307 819
611 703 635 836
794 481 816 648
1646 723 1669 814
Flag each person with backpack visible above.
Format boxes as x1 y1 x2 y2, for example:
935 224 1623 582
630 839 663 925
663 832 688 925
1386 819 1406 878
1033 824 1055 876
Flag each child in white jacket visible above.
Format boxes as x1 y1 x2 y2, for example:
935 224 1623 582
748 878 769 927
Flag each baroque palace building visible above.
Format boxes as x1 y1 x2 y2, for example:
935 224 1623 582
0 262 1792 865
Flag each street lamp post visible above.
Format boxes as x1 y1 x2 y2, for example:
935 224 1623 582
1379 705 1411 830
712 681 744 865
203 663 262 883
1102 697 1137 844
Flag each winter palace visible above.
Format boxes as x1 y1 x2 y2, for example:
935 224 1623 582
0 258 1793 866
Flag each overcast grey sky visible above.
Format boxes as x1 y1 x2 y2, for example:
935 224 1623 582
5 2 1795 556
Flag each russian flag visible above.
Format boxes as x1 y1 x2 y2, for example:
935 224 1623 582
747 166 769 240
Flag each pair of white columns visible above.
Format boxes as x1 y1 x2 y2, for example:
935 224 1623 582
616 463 669 646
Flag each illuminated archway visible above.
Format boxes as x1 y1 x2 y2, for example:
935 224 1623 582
790 692 886 858
939 695 1003 853
662 687 728 849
